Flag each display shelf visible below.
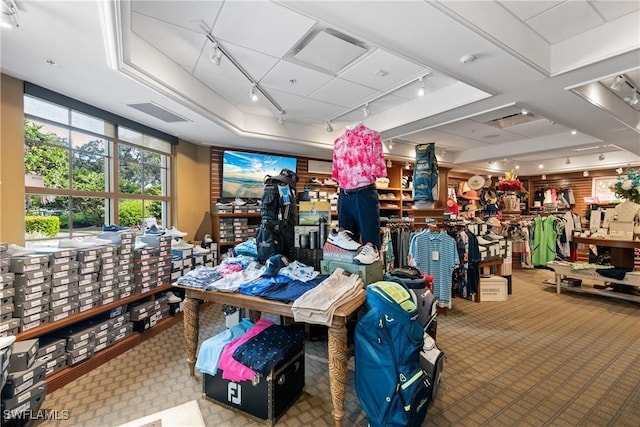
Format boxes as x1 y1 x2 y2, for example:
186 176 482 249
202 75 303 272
541 280 640 304
45 313 184 393
16 283 173 340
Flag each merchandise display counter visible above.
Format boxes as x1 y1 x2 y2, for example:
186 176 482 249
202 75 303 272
572 236 640 270
176 285 365 427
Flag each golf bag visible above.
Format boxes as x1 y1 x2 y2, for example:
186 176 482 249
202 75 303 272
355 280 431 427
255 169 298 263
385 267 438 340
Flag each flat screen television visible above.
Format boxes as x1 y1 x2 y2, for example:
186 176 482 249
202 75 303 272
222 150 298 199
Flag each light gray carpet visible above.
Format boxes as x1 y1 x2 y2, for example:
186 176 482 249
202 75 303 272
37 269 640 426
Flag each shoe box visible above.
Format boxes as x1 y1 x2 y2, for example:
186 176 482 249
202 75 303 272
1 346 11 390
321 241 360 264
1 381 47 426
8 339 38 372
1 359 46 398
36 337 66 364
203 344 305 424
0 319 19 338
319 260 383 286
132 306 170 332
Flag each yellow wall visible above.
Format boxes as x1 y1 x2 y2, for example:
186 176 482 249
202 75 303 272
0 72 209 244
175 141 211 242
0 74 25 244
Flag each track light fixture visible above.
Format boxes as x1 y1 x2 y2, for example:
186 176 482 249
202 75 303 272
610 75 625 91
616 167 623 174
583 170 589 177
386 159 392 168
405 162 411 170
326 120 333 133
565 157 571 165
417 77 425 96
521 108 529 115
209 46 223 66
278 112 287 125
598 153 605 161
363 103 370 118
250 86 259 102
203 27 286 122
1 0 19 29
388 139 393 149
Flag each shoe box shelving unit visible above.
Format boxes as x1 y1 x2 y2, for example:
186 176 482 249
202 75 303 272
1 236 187 395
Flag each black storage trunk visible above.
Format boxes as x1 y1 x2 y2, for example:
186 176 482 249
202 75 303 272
203 345 305 426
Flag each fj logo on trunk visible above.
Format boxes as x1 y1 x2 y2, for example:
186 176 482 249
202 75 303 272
228 382 242 404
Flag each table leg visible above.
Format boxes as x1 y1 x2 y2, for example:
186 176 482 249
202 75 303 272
556 274 562 294
327 321 347 427
184 297 200 377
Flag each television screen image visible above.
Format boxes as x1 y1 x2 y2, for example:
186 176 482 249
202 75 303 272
222 150 297 199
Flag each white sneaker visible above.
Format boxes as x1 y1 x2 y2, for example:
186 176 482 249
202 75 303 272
323 178 338 186
327 230 361 251
143 216 158 229
353 245 379 265
165 291 182 304
172 238 194 250
0 335 16 350
165 227 187 238
233 198 247 206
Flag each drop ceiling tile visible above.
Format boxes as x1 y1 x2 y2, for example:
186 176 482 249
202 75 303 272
504 119 569 138
339 49 425 91
401 129 490 151
131 12 206 71
285 98 346 122
195 40 280 84
259 60 334 97
497 1 563 21
468 106 525 124
309 78 381 108
368 93 408 115
131 0 223 31
590 0 640 21
193 69 251 104
526 1 605 43
212 1 316 58
437 119 514 141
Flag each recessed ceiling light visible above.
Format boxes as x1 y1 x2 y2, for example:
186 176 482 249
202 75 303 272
571 130 577 135
538 164 544 169
515 165 520 169
521 108 529 115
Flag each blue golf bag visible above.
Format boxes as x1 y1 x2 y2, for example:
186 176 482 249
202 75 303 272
355 281 431 427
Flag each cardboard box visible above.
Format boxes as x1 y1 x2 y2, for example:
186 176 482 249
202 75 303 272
203 346 305 424
1 359 46 398
1 381 47 424
480 275 508 302
8 339 39 372
322 241 359 264
319 259 383 286
292 248 323 270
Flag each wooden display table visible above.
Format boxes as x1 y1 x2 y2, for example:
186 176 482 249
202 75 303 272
546 260 640 303
572 236 640 270
175 286 365 427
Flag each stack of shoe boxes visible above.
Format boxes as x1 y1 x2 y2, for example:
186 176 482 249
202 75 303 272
171 255 184 282
1 339 47 425
55 323 96 367
219 218 235 244
155 236 173 286
129 295 170 332
48 249 80 323
0 244 17 335
76 247 103 309
36 335 67 377
175 247 194 276
11 255 51 333
233 218 251 242
99 245 121 305
115 232 136 299
133 246 158 294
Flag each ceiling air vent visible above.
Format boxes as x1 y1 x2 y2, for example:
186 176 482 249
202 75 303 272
484 112 540 129
127 102 189 123
285 27 369 75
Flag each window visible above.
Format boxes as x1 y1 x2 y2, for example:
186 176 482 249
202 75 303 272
24 95 173 242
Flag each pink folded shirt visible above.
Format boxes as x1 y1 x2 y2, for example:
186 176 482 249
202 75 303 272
218 318 274 382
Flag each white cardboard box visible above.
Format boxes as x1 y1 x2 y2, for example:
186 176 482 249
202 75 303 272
480 275 508 301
